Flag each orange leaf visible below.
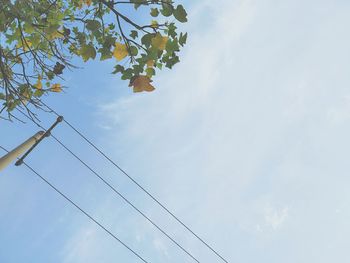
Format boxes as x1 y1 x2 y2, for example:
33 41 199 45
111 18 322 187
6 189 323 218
51 83 62 92
129 75 155 93
34 76 42 90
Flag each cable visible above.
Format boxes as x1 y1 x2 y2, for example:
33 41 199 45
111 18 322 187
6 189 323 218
16 111 201 263
42 102 229 263
0 145 150 263
51 133 201 263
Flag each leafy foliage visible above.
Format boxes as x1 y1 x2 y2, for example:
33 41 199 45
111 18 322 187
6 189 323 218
0 0 188 120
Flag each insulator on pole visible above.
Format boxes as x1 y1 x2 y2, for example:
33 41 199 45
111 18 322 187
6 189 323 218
0 116 63 171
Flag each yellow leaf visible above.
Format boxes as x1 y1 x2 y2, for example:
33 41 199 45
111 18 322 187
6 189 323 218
151 20 158 28
146 60 155 68
113 42 128 61
17 39 32 51
78 0 91 9
48 30 64 40
151 34 168 51
51 83 62 92
129 75 155 93
34 76 42 90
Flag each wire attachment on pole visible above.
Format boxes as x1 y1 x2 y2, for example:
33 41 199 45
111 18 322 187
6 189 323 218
15 116 64 166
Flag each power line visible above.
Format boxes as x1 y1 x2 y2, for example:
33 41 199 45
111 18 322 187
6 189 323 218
0 145 150 263
51 133 201 263
16 111 201 263
42 102 229 263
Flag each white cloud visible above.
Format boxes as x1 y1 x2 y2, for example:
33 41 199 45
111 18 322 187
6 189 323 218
62 224 99 263
153 238 169 257
264 205 289 230
76 0 350 262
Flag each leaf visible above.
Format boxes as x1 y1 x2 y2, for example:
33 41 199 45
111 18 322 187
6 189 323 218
99 47 112 60
146 67 155 78
141 34 153 48
0 0 188 115
173 5 188 23
121 68 133 80
22 91 31 101
113 42 128 61
86 19 101 31
166 38 180 53
34 76 43 90
161 2 173 17
16 39 32 51
150 8 159 17
34 89 45 97
130 46 138 56
78 0 92 9
151 33 169 51
129 75 155 93
51 83 62 92
151 20 159 28
156 62 163 69
112 64 125 74
167 23 177 38
179 32 188 46
47 30 64 40
80 43 96 61
53 62 65 75
130 0 145 9
130 30 138 39
146 60 155 68
7 100 19 112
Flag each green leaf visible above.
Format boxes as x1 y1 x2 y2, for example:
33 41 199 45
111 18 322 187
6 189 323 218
112 65 125 74
166 38 180 53
99 47 112 60
141 33 153 48
129 46 138 56
173 5 188 23
86 19 101 31
0 0 188 115
133 64 144 74
150 8 159 17
130 30 138 39
7 101 18 112
146 67 155 78
179 32 188 46
34 89 45 97
130 0 145 9
167 23 177 38
80 43 96 61
46 71 54 80
121 68 133 80
161 3 173 17
156 62 163 69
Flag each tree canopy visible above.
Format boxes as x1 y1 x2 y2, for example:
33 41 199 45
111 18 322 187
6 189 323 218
0 0 188 120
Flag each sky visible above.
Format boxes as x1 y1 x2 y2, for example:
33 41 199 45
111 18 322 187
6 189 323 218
1 0 350 262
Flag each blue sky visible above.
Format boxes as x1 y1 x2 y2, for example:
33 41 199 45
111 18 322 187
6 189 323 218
1 0 350 262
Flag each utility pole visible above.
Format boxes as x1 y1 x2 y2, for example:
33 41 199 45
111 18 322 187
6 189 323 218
0 116 63 172
0 131 45 172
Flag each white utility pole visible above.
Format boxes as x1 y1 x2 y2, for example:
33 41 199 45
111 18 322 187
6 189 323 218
0 131 45 172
